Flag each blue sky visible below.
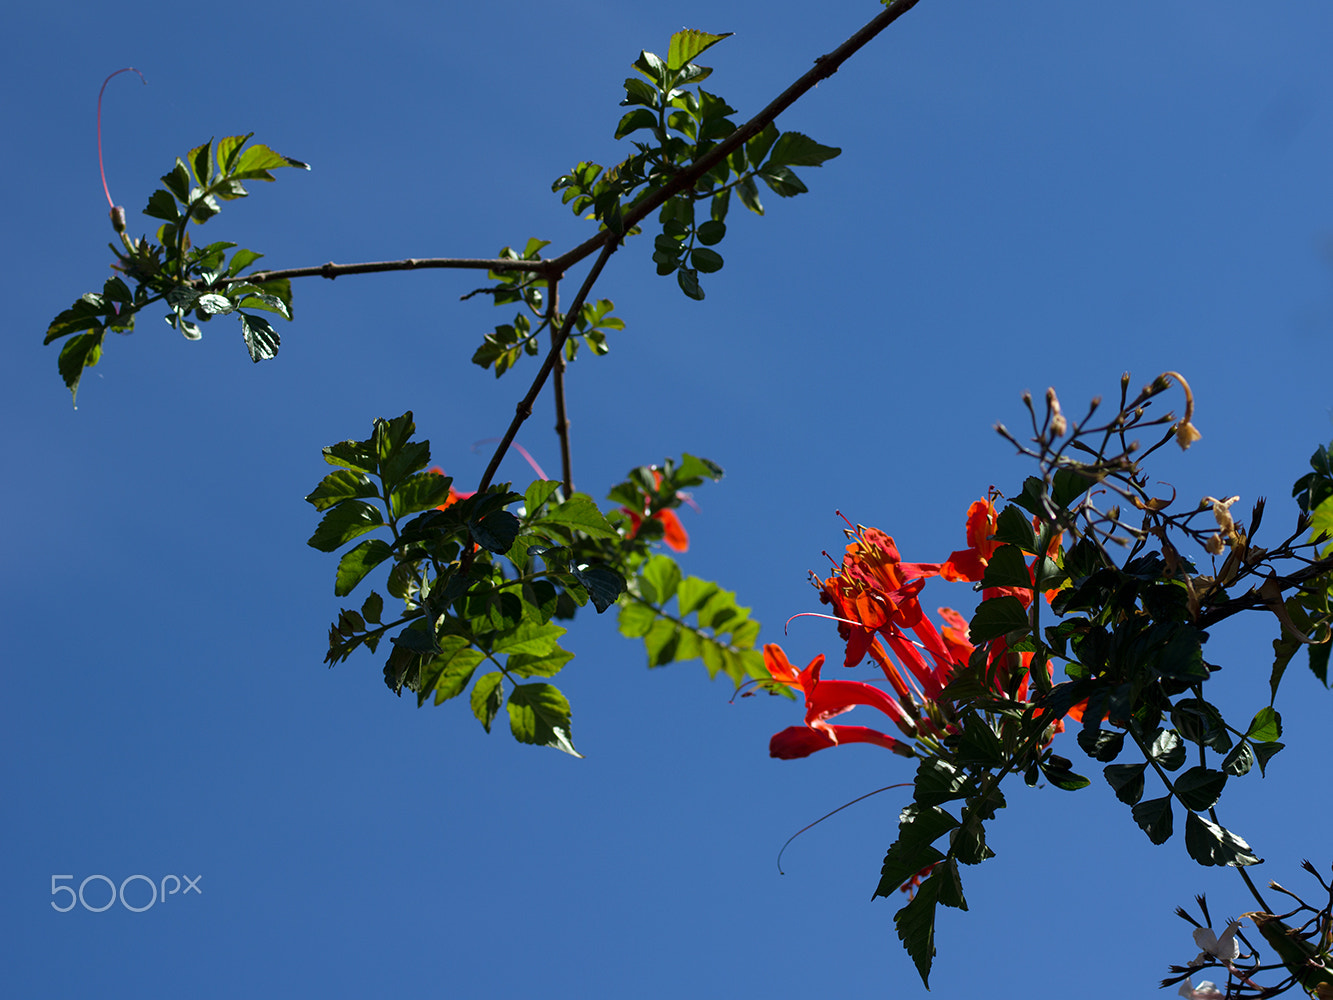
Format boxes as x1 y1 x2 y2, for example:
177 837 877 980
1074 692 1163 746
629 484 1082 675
5 1 1333 996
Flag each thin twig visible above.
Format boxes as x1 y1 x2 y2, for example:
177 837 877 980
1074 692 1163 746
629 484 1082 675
476 238 619 494
244 256 550 284
549 280 575 495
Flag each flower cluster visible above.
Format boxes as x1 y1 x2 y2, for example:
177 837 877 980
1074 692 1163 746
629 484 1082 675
765 498 1069 760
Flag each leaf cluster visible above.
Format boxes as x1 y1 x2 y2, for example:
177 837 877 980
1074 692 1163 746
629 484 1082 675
45 134 308 402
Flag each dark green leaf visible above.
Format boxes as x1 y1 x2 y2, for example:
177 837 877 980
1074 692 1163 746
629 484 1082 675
1174 766 1227 811
696 220 726 245
993 504 1037 552
506 648 574 679
736 176 763 215
1221 741 1254 777
895 872 941 988
1131 796 1174 845
537 494 620 539
571 565 625 613
757 164 807 197
1039 754 1090 791
676 267 704 300
361 591 384 625
914 758 969 807
1104 762 1146 805
690 247 724 273
968 595 1029 643
524 479 562 518
1147 728 1187 771
334 538 393 596
1076 728 1125 763
1184 812 1260 867
980 544 1033 591
507 682 581 756
874 803 959 898
955 712 1005 768
491 621 566 657
470 510 520 553
1254 741 1284 776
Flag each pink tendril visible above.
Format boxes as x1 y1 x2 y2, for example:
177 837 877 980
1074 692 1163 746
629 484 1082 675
97 68 146 210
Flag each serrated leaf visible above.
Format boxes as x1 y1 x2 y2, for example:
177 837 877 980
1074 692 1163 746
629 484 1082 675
307 500 385 552
506 648 574 679
305 469 378 511
361 591 384 624
524 479 562 518
968 595 1029 643
1131 796 1173 845
895 872 941 988
334 538 393 596
1254 741 1284 776
491 621 566 657
1222 741 1254 777
666 29 733 72
507 683 581 756
389 471 454 518
537 494 619 539
1148 728 1188 771
57 330 105 405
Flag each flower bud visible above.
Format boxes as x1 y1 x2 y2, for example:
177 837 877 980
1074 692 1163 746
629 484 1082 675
110 205 127 233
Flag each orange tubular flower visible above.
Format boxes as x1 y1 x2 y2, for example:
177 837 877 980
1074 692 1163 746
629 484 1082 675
763 644 917 758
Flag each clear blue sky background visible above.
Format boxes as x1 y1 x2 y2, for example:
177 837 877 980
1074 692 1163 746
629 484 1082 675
5 1 1332 996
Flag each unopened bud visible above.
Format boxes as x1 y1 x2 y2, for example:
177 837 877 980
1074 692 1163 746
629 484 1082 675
1205 533 1225 555
1046 388 1066 436
110 205 127 233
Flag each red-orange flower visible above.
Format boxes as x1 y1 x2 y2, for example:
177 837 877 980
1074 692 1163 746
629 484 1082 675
428 467 475 510
621 470 689 552
763 644 916 759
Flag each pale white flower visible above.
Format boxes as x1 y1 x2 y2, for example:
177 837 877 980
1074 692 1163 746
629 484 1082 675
1177 979 1224 1000
1191 919 1242 966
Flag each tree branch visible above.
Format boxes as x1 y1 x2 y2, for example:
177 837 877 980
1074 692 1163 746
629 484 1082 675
237 0 923 289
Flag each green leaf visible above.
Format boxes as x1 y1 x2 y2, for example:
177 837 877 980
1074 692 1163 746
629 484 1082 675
334 538 393 596
614 108 658 140
491 621 566 657
757 164 808 198
676 267 704 300
765 131 842 167
1184 812 1260 867
874 804 959 898
537 494 619 539
1174 766 1227 812
992 504 1037 552
470 671 505 733
471 510 520 553
1221 741 1254 777
308 500 385 552
914 758 969 808
524 479 562 518
361 591 384 624
641 555 682 605
1076 728 1125 763
571 565 625 613
506 648 574 679
1245 706 1282 743
666 29 733 72
736 176 763 215
696 220 726 245
980 545 1033 591
690 247 724 273
305 469 378 511
968 595 1029 643
238 311 280 362
1147 728 1188 771
1039 754 1090 791
57 330 106 405
1253 741 1285 776
1131 796 1173 845
617 601 657 638
388 471 453 518
955 712 1005 768
323 438 379 475
1104 762 1146 805
507 683 582 756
